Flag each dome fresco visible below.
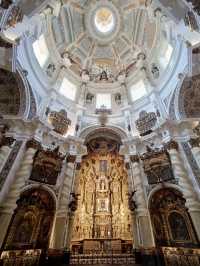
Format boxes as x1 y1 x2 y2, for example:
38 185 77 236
94 7 115 34
48 0 162 84
1 0 200 134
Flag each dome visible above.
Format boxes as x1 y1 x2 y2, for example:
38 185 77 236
1 0 200 137
30 0 170 86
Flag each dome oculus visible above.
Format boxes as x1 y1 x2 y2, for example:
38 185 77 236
85 1 121 44
94 8 115 34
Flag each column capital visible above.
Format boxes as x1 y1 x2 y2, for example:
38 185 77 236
66 155 76 163
76 162 82 170
189 137 200 148
1 137 15 147
125 162 130 170
68 193 78 212
26 139 41 150
165 140 179 151
130 155 140 163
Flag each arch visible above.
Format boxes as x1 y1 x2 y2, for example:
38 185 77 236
3 187 56 250
0 68 21 116
176 74 200 120
147 183 183 207
20 184 58 210
0 65 37 120
79 125 127 142
149 187 198 248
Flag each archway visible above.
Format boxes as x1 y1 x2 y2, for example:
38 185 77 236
149 188 198 247
70 130 133 254
3 188 56 250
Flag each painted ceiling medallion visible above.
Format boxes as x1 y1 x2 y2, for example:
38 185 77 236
94 7 115 34
85 1 121 44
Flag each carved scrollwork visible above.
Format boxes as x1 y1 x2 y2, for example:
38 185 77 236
3 4 23 29
128 191 137 212
48 109 71 135
30 147 64 185
1 136 15 147
135 110 157 136
68 193 78 212
165 140 179 151
130 155 139 163
189 137 200 148
26 139 41 150
141 149 174 185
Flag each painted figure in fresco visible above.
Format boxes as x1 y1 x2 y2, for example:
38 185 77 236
14 217 33 244
169 212 190 241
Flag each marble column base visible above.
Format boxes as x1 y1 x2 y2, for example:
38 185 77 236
0 212 12 248
65 214 75 250
51 216 67 249
132 214 139 248
189 210 200 242
138 215 155 247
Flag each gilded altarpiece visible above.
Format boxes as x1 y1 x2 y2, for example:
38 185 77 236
150 188 198 248
3 189 55 251
71 138 133 253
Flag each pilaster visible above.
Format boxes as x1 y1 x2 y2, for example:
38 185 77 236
167 140 200 241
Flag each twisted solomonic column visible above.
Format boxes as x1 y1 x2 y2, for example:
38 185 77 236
130 155 155 247
167 140 200 241
0 139 41 248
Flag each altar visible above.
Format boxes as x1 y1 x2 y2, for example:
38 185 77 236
71 239 132 254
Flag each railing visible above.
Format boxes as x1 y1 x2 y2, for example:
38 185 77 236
162 247 200 266
70 252 135 265
0 249 41 266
